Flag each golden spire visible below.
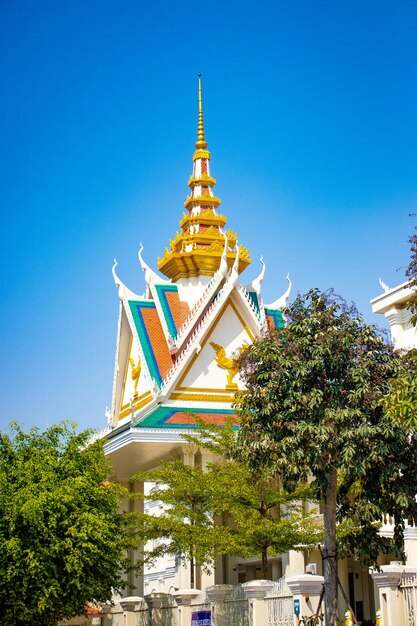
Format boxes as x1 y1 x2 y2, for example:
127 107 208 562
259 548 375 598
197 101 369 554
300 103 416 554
195 73 208 150
157 76 251 282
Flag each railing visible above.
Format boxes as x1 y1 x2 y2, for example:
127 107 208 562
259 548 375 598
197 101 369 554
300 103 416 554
266 578 294 626
401 574 417 626
190 590 211 614
239 285 264 325
224 585 249 626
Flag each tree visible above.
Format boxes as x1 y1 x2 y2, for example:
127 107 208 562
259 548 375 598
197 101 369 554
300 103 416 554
236 289 417 626
384 221 417 428
133 419 320 586
406 221 417 325
0 422 130 626
384 349 417 428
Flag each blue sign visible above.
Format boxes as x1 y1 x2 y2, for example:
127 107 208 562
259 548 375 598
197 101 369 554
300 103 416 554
294 599 300 615
191 610 211 626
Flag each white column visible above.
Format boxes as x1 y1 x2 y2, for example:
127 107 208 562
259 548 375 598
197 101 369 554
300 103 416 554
173 588 203 626
370 565 417 626
286 574 325 624
119 596 144 626
206 584 234 626
242 580 275 626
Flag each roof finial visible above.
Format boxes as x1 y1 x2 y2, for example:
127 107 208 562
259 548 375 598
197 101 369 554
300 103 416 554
195 73 208 149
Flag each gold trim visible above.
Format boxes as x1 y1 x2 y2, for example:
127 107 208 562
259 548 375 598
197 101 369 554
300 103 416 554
184 195 221 209
193 149 210 160
118 392 153 419
158 249 251 282
188 174 216 188
173 386 235 393
176 300 255 390
180 212 227 229
169 392 236 403
119 334 133 410
119 391 153 413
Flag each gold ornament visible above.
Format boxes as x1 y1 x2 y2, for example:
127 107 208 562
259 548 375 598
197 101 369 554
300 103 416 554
129 357 141 398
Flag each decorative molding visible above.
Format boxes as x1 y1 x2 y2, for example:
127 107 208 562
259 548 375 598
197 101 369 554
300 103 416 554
118 392 152 419
193 149 210 160
169 392 236 402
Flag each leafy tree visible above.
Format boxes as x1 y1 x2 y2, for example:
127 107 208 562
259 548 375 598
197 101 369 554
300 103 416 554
0 422 129 626
133 419 320 586
384 349 417 428
236 289 417 626
384 221 417 429
406 221 417 325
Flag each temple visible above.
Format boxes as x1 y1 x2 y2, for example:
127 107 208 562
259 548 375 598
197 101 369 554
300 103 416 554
101 76 291 593
95 79 417 625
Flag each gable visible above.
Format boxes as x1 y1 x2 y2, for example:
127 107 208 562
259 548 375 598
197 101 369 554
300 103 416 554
171 299 254 399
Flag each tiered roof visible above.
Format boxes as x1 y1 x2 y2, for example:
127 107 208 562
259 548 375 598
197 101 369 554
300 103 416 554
105 77 290 435
157 74 250 281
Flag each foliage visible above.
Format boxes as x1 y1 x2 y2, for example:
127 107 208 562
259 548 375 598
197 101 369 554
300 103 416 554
0 422 129 626
406 221 417 325
132 455 232 588
384 349 417 429
236 289 417 624
132 419 320 585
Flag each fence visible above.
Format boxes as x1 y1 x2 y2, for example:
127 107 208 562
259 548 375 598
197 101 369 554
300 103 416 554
401 574 417 626
266 578 294 626
61 575 326 626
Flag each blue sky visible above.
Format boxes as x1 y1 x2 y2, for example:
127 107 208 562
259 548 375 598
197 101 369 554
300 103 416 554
0 1 416 432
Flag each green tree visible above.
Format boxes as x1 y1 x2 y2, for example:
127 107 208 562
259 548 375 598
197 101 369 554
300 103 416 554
236 289 417 626
0 422 129 626
133 420 320 586
385 349 417 428
406 222 417 324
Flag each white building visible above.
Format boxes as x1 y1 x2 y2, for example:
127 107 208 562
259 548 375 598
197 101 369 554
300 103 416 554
371 279 416 351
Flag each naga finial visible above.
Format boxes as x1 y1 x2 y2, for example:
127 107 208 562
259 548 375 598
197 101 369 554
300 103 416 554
138 243 169 292
247 256 266 296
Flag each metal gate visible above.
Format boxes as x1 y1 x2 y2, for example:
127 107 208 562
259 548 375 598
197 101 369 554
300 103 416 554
266 578 294 626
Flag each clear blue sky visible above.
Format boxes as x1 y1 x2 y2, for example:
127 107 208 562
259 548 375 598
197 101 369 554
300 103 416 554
0 1 416 432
